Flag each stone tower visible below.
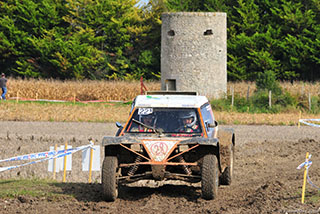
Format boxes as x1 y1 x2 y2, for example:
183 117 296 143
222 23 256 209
161 12 227 99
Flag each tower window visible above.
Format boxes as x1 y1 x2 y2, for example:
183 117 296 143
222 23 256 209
204 29 213 36
168 30 175 36
165 79 176 91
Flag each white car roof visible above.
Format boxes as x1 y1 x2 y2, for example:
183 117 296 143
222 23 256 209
134 94 209 108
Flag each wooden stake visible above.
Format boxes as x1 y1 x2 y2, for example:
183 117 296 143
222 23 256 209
88 141 94 183
231 86 234 108
308 93 311 111
269 90 272 108
298 111 302 128
16 91 19 103
301 152 309 204
53 144 57 180
301 85 305 97
63 142 68 182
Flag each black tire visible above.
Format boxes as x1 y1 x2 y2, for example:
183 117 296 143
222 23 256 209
201 154 219 200
220 144 234 185
102 156 118 201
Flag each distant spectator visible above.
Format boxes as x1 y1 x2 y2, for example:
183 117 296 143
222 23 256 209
0 73 8 100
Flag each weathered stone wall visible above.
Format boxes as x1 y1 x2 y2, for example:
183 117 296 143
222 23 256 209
161 12 227 99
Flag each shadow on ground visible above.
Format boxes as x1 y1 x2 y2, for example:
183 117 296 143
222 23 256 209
51 182 201 202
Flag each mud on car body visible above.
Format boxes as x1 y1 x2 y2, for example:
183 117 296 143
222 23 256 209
101 91 235 201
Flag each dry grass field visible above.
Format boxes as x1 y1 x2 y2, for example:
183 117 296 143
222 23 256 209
6 79 160 101
1 101 319 125
227 81 320 97
0 79 319 125
0 102 131 122
5 79 320 101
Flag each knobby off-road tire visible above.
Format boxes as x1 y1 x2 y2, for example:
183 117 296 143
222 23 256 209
201 154 219 200
102 156 118 201
220 144 234 185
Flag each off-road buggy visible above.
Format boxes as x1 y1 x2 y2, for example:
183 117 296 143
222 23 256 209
101 91 235 201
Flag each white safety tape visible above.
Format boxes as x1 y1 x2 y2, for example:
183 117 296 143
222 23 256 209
0 144 93 173
297 154 320 190
0 151 71 172
0 148 70 163
299 119 320 128
297 154 312 170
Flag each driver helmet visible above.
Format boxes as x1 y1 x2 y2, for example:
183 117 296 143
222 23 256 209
140 114 156 126
179 111 197 127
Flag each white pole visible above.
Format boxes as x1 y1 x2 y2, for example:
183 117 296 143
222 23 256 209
269 90 272 108
231 86 234 107
308 93 311 111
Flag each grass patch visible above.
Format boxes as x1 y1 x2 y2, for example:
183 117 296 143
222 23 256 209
308 191 320 204
211 91 320 115
0 179 104 203
0 178 65 199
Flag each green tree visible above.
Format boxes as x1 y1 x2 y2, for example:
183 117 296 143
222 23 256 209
0 0 165 80
1 0 318 81
166 0 207 11
256 70 282 94
0 0 93 79
270 0 320 80
63 0 163 80
134 0 166 79
165 0 320 81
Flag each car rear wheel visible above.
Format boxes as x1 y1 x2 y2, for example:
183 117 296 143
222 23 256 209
201 153 219 200
102 156 118 201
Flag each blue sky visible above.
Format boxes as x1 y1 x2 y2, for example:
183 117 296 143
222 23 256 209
138 0 149 6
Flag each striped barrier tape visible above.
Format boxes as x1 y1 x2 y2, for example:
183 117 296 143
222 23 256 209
299 119 320 128
0 151 71 172
0 148 72 163
0 143 94 173
0 144 92 163
297 154 320 191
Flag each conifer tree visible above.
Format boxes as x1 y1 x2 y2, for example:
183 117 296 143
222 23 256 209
165 0 320 81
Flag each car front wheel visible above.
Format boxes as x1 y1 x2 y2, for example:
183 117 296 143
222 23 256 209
201 153 219 200
102 156 118 201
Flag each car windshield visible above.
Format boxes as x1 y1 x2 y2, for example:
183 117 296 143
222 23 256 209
125 108 202 134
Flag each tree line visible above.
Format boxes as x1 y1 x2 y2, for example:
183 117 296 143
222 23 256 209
0 0 319 81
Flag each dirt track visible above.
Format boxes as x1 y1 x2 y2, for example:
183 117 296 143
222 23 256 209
1 121 320 213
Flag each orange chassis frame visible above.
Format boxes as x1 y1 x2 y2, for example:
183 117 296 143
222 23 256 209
118 143 200 167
